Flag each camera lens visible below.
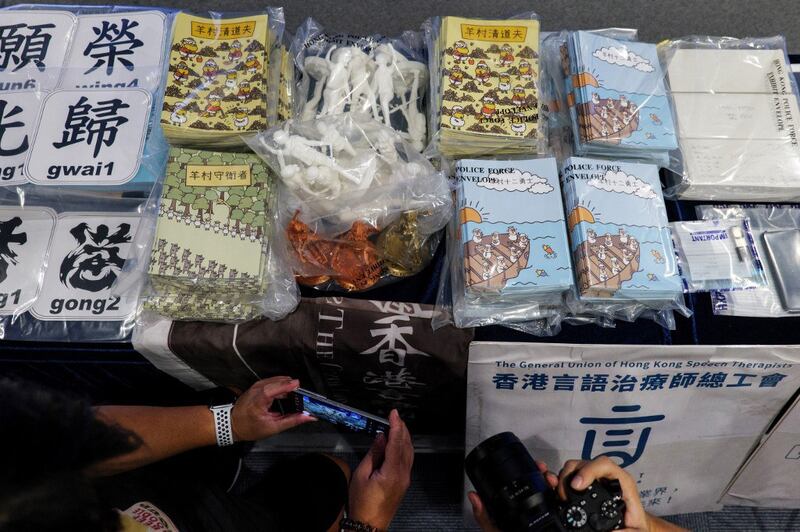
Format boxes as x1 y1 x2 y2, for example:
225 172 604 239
466 432 565 532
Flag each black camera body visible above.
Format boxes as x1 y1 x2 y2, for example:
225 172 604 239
466 432 625 532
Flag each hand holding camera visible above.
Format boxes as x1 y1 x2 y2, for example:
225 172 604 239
467 432 662 532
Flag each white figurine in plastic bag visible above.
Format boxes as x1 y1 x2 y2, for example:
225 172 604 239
246 114 452 292
293 20 428 150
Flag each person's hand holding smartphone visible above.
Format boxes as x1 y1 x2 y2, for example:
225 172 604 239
347 409 414 530
230 377 317 442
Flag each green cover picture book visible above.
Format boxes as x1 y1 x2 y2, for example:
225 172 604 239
148 147 275 318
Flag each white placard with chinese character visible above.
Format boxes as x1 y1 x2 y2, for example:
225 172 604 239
25 88 151 186
0 206 56 315
466 342 800 517
31 212 139 321
0 90 43 186
724 393 800 508
59 11 167 93
0 10 77 92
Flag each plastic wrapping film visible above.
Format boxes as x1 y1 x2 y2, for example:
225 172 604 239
246 114 452 292
277 31 294 122
670 218 767 293
560 156 689 329
540 28 646 160
0 187 147 341
0 4 178 340
697 204 800 317
159 8 284 149
564 30 676 164
114 146 299 323
435 156 573 330
423 12 544 158
0 4 173 194
290 18 428 152
659 36 800 201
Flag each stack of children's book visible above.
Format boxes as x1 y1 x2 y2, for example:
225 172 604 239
564 31 676 162
146 147 275 320
431 16 541 157
160 12 273 148
666 47 800 200
451 157 573 327
560 156 682 305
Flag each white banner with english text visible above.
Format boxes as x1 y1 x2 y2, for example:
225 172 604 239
466 343 800 516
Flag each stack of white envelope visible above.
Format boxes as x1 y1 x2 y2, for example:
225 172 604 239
667 47 800 201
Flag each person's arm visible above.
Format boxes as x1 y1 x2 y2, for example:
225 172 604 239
88 377 314 477
345 409 414 531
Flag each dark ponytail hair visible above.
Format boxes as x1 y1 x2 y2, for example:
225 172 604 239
0 379 141 532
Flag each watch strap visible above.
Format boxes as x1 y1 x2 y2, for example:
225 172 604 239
209 403 235 447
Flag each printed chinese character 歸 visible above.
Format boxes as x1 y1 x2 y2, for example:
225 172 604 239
53 96 130 158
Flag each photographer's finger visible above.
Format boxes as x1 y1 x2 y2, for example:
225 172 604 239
533 460 558 490
572 457 649 528
557 459 586 500
468 492 500 532
545 471 559 490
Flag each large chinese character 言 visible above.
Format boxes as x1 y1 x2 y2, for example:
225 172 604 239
82 18 143 75
53 96 130 158
579 404 665 468
59 222 131 292
0 22 55 72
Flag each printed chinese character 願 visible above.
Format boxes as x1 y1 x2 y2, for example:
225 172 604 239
0 23 55 72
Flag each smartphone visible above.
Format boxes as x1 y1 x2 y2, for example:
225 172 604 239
286 388 390 435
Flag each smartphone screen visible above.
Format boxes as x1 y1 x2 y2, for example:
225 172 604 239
291 388 389 435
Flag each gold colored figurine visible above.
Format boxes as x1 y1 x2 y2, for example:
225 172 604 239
378 211 434 277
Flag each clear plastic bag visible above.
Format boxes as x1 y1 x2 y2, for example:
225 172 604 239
0 186 146 341
560 156 689 328
540 28 673 164
114 146 299 323
438 156 573 329
246 114 452 292
423 12 543 158
670 218 767 293
291 18 428 151
540 29 638 160
277 32 294 122
659 36 800 201
697 204 800 317
159 8 285 148
0 4 173 193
